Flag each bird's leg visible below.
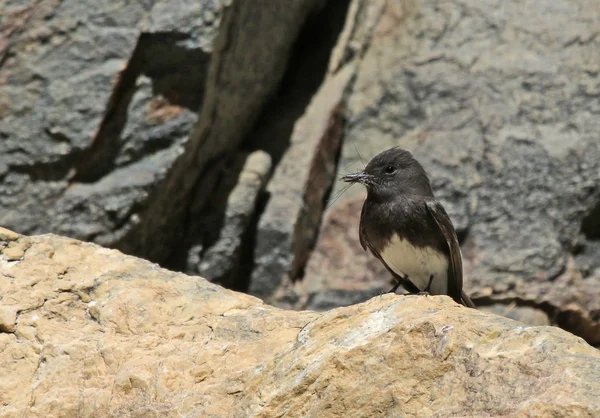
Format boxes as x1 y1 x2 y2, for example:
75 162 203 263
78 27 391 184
417 274 435 296
425 274 434 293
386 277 403 294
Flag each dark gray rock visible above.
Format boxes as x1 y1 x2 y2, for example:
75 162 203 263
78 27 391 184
479 305 551 327
0 0 217 244
305 287 386 312
189 151 272 286
301 0 600 343
116 0 328 264
249 67 352 300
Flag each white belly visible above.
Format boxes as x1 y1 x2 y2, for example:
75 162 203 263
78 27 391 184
379 233 449 294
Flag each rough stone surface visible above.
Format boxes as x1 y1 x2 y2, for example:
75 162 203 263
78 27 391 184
1 230 599 417
0 0 216 245
121 0 327 263
187 150 272 287
250 66 353 301
302 0 600 343
2 0 600 350
0 0 329 282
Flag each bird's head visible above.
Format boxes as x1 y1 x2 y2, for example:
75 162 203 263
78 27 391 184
341 147 433 200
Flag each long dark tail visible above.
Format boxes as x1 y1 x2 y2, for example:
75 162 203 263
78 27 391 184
460 290 476 308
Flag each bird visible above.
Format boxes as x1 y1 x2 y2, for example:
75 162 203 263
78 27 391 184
341 147 475 308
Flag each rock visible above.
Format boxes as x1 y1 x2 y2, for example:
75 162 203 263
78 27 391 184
245 0 353 302
302 0 600 341
1 233 599 417
2 0 600 351
0 306 18 333
189 150 272 287
0 227 20 242
119 0 328 264
0 0 331 282
250 66 353 301
0 0 217 247
479 304 551 327
1 244 26 261
0 229 31 262
239 298 600 418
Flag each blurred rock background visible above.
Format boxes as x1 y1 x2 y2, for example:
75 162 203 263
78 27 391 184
1 0 599 345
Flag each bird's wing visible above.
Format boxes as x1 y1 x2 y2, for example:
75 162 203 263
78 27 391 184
358 206 414 288
425 199 463 303
359 201 368 252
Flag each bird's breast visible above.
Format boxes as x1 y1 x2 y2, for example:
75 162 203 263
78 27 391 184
379 233 449 294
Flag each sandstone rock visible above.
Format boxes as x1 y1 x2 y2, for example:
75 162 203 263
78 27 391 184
0 231 599 417
303 0 600 342
0 227 20 242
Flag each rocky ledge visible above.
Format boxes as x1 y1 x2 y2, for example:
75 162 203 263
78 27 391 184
1 228 599 417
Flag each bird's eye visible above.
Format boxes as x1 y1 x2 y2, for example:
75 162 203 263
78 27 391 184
385 165 396 174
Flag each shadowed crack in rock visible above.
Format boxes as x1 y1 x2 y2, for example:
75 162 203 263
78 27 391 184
581 198 600 240
72 32 210 183
472 294 600 347
114 0 331 267
166 151 272 291
245 0 353 302
163 0 352 297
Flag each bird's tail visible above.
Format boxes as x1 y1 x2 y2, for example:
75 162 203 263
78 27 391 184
460 290 476 308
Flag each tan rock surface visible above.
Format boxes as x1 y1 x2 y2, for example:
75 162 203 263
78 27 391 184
1 229 599 417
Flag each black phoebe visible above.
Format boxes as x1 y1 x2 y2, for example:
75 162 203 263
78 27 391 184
341 147 475 308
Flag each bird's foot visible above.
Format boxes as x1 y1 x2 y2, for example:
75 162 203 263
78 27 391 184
417 290 430 296
386 281 402 294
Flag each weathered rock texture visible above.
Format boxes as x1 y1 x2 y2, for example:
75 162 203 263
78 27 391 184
121 0 329 264
2 0 600 347
247 0 352 305
1 230 599 417
187 150 272 289
302 0 600 344
0 0 330 276
0 0 213 246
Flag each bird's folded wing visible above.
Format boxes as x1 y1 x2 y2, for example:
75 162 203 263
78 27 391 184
359 219 409 285
359 202 368 252
425 199 463 302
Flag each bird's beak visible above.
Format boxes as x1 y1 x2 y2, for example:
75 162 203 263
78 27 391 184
340 171 372 185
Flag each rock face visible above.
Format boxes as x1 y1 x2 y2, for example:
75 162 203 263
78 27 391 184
302 0 600 344
188 150 272 289
0 0 213 245
1 230 599 417
2 0 600 346
249 67 351 302
0 0 328 271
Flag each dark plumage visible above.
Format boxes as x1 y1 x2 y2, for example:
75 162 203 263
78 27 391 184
341 147 475 308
